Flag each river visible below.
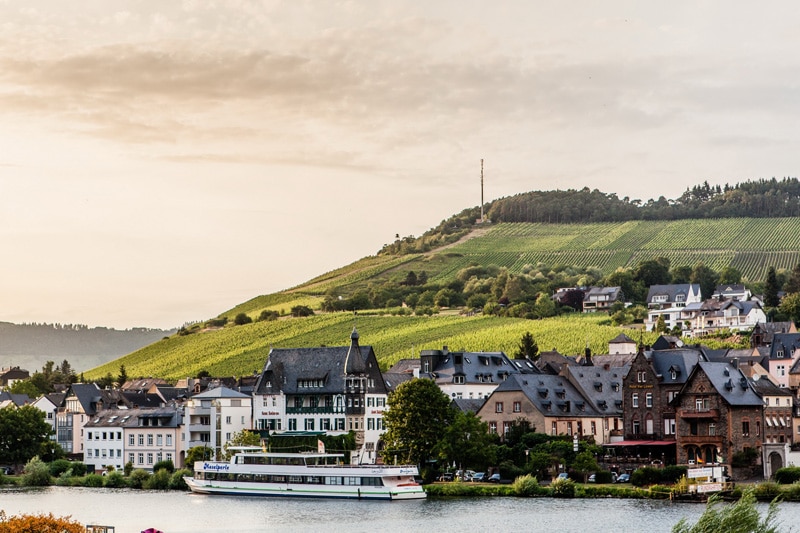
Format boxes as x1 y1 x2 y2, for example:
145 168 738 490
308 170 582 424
1 487 797 533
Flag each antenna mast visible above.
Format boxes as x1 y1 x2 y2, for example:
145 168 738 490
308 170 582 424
480 159 484 222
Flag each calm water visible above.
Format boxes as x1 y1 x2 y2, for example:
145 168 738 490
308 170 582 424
1 487 798 533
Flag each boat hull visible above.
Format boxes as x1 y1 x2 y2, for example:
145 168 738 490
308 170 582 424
184 476 426 500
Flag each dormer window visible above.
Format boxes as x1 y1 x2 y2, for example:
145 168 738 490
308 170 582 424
453 375 465 385
670 370 677 380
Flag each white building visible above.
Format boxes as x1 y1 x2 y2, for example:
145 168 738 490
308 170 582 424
184 386 251 460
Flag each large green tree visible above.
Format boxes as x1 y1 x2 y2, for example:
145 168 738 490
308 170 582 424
764 267 781 308
0 405 54 466
433 411 495 472
382 378 454 467
515 331 539 360
223 430 262 460
634 257 672 288
691 263 719 300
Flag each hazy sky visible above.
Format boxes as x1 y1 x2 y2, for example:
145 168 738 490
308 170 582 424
2 1 799 329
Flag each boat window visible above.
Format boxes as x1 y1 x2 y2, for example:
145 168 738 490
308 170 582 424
288 476 304 483
361 477 383 486
326 477 343 485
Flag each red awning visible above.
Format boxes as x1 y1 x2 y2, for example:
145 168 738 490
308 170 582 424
604 440 676 446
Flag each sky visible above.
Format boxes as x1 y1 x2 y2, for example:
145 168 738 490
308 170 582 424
2 1 800 330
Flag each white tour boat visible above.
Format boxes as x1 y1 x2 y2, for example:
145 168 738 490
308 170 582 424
184 447 426 500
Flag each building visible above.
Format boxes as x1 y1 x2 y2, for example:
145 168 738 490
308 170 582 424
608 334 637 355
418 347 538 400
183 386 251 461
672 361 763 472
749 375 793 477
681 299 767 338
582 286 624 313
477 374 611 443
252 329 388 464
84 407 183 473
644 284 703 332
31 392 65 440
713 284 752 302
0 367 30 389
55 384 128 457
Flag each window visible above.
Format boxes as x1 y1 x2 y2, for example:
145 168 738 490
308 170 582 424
513 401 521 413
632 420 640 434
453 375 465 384
157 434 162 446
128 453 134 464
288 419 297 431
503 421 511 435
147 453 153 465
495 402 503 413
708 423 716 436
637 371 646 383
551 421 557 436
166 434 172 446
147 434 153 446
591 421 596 435
138 434 144 446
646 393 653 408
166 452 173 463
695 397 710 411
742 420 750 437
664 418 676 435
489 422 497 434
138 453 144 464
305 419 315 431
129 434 135 446
756 420 761 436
632 394 639 408
226 416 232 424
690 421 698 436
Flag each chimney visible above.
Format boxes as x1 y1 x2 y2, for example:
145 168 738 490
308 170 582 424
731 358 739 369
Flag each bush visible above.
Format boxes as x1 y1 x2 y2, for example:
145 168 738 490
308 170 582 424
169 468 191 490
781 482 800 501
103 471 127 488
498 460 525 481
631 467 662 487
661 465 688 484
55 471 73 486
48 459 72 477
0 511 84 533
550 477 575 498
69 462 87 477
593 470 615 484
144 468 171 490
752 481 781 502
124 461 134 476
512 474 542 497
774 466 800 484
153 459 175 474
21 456 51 487
84 473 104 487
128 469 150 489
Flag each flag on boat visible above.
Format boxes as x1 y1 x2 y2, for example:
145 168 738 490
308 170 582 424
318 439 325 453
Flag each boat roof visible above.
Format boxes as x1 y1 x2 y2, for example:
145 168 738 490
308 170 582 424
228 447 345 459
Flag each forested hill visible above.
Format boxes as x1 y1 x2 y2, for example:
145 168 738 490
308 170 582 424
0 322 176 356
381 178 800 255
489 178 800 223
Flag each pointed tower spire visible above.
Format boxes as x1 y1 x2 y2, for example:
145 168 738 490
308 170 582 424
344 327 366 375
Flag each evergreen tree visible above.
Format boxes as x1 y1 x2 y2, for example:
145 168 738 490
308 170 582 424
118 364 128 386
515 331 539 360
765 266 780 307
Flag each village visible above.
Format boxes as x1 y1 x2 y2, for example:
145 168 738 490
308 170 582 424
1 281 798 485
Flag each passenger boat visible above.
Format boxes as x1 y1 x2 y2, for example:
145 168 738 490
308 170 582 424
184 447 426 500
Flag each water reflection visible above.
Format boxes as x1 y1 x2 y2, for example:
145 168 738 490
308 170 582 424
2 487 796 533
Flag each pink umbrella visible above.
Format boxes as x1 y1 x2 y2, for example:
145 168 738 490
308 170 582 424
141 529 164 533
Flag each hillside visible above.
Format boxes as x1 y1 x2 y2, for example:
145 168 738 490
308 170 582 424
82 216 800 381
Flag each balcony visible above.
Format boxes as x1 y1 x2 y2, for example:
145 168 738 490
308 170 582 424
679 434 723 446
286 406 344 415
679 409 720 419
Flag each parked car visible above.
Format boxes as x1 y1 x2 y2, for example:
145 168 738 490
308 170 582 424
0 466 12 475
616 473 631 483
471 472 486 482
488 473 501 483
439 472 455 482
556 472 569 481
588 474 596 483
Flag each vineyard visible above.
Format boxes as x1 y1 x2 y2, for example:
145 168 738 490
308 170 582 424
86 216 800 378
86 313 661 381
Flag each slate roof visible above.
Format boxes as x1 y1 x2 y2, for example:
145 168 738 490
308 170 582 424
609 333 636 344
536 351 577 375
651 335 684 351
494 374 603 417
420 350 536 386
752 322 796 345
121 378 169 391
584 286 623 301
769 333 800 360
646 284 700 305
563 365 629 416
191 385 250 399
253 331 387 396
592 354 637 368
66 383 129 415
0 391 31 406
452 398 486 413
84 407 181 429
749 375 791 398
695 361 762 406
381 372 413 393
386 359 420 375
647 349 702 385
121 391 164 408
153 385 188 403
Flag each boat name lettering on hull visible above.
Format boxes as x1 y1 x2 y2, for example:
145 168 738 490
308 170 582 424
203 463 230 471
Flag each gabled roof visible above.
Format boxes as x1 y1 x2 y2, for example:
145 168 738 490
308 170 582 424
191 385 250 399
692 361 762 406
452 398 486 414
85 407 181 428
66 383 129 415
584 286 622 300
609 333 636 344
648 349 702 385
386 359 420 375
651 335 684 351
0 391 31 406
493 374 602 417
749 374 791 397
382 372 413 393
646 284 700 303
253 331 387 396
769 333 800 360
420 349 537 386
121 391 164 408
563 365 628 415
